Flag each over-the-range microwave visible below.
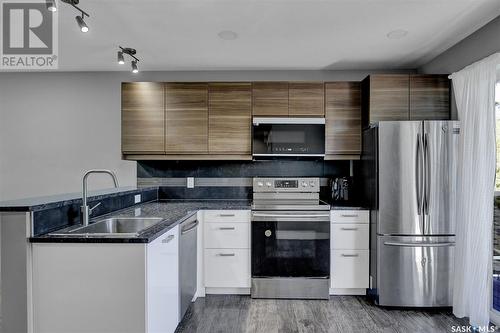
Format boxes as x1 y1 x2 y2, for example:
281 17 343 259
252 117 325 158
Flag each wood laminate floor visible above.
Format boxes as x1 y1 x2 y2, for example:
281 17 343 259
175 295 474 333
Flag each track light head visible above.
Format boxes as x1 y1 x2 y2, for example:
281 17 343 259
131 61 139 74
75 15 88 33
117 51 125 65
46 0 57 12
118 47 140 73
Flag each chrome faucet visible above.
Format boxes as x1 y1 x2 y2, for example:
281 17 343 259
81 169 119 226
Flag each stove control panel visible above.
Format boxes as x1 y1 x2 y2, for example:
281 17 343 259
253 177 320 192
275 180 298 188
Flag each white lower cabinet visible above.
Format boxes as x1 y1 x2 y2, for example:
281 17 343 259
32 225 181 333
202 210 251 293
331 250 369 289
330 210 370 295
204 222 249 249
204 249 250 288
147 226 180 333
330 224 369 250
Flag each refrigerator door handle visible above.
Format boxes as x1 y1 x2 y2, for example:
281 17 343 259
415 133 424 216
424 132 430 218
384 241 455 247
423 131 430 235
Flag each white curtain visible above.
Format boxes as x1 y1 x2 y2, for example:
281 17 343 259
450 52 500 327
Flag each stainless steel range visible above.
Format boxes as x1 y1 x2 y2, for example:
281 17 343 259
251 177 330 299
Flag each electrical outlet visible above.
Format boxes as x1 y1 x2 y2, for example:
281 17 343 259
187 177 195 188
134 194 141 204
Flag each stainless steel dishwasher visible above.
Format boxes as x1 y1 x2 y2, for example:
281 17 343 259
179 214 199 321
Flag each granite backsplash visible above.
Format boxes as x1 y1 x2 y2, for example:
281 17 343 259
138 159 351 178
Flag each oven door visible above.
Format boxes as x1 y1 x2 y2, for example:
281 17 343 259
251 211 330 278
252 118 325 157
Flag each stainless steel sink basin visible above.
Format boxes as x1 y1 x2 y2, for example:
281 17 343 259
51 217 164 237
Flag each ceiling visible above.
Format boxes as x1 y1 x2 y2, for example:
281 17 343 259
52 0 500 71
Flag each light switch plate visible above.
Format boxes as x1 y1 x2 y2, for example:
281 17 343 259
134 194 141 204
187 177 195 188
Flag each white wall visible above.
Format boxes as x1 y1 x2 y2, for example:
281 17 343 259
0 69 413 201
418 15 500 120
0 72 136 200
419 15 500 74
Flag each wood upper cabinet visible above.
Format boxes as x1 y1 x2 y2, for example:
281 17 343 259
325 82 361 157
165 83 208 154
209 83 252 154
252 82 289 116
122 82 165 154
362 74 409 128
361 74 451 128
409 74 450 120
289 82 325 116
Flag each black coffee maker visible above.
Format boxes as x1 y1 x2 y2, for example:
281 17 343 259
330 177 354 204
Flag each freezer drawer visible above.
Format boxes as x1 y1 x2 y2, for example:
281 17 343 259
376 235 454 307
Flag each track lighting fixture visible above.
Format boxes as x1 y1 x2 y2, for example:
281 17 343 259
60 0 90 33
117 52 125 65
46 0 57 12
118 47 140 73
131 61 139 74
75 14 88 33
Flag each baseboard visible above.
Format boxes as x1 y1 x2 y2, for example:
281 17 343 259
203 287 366 296
490 309 500 326
330 288 366 295
205 287 251 295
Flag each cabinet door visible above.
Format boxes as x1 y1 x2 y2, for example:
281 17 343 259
289 82 325 116
165 83 208 154
331 250 369 289
330 224 369 250
410 74 450 120
204 249 250 288
330 210 369 224
122 82 165 153
252 82 289 116
208 83 252 154
368 75 409 124
204 210 251 223
204 222 250 249
325 82 361 156
147 225 179 333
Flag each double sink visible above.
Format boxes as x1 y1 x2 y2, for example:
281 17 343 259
50 217 164 237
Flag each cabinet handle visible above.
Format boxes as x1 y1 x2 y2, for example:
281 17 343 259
341 253 359 257
218 253 235 257
219 227 236 230
162 235 175 243
219 213 236 217
181 220 199 234
340 214 359 218
340 227 358 231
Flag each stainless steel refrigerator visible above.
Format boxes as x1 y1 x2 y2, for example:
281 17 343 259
361 121 460 307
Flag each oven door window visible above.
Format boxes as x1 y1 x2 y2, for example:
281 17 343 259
252 124 325 155
252 221 330 278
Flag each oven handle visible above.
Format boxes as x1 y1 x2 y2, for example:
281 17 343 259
252 213 330 218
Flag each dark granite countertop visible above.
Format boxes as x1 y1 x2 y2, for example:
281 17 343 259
30 199 251 244
330 206 369 210
0 187 157 212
